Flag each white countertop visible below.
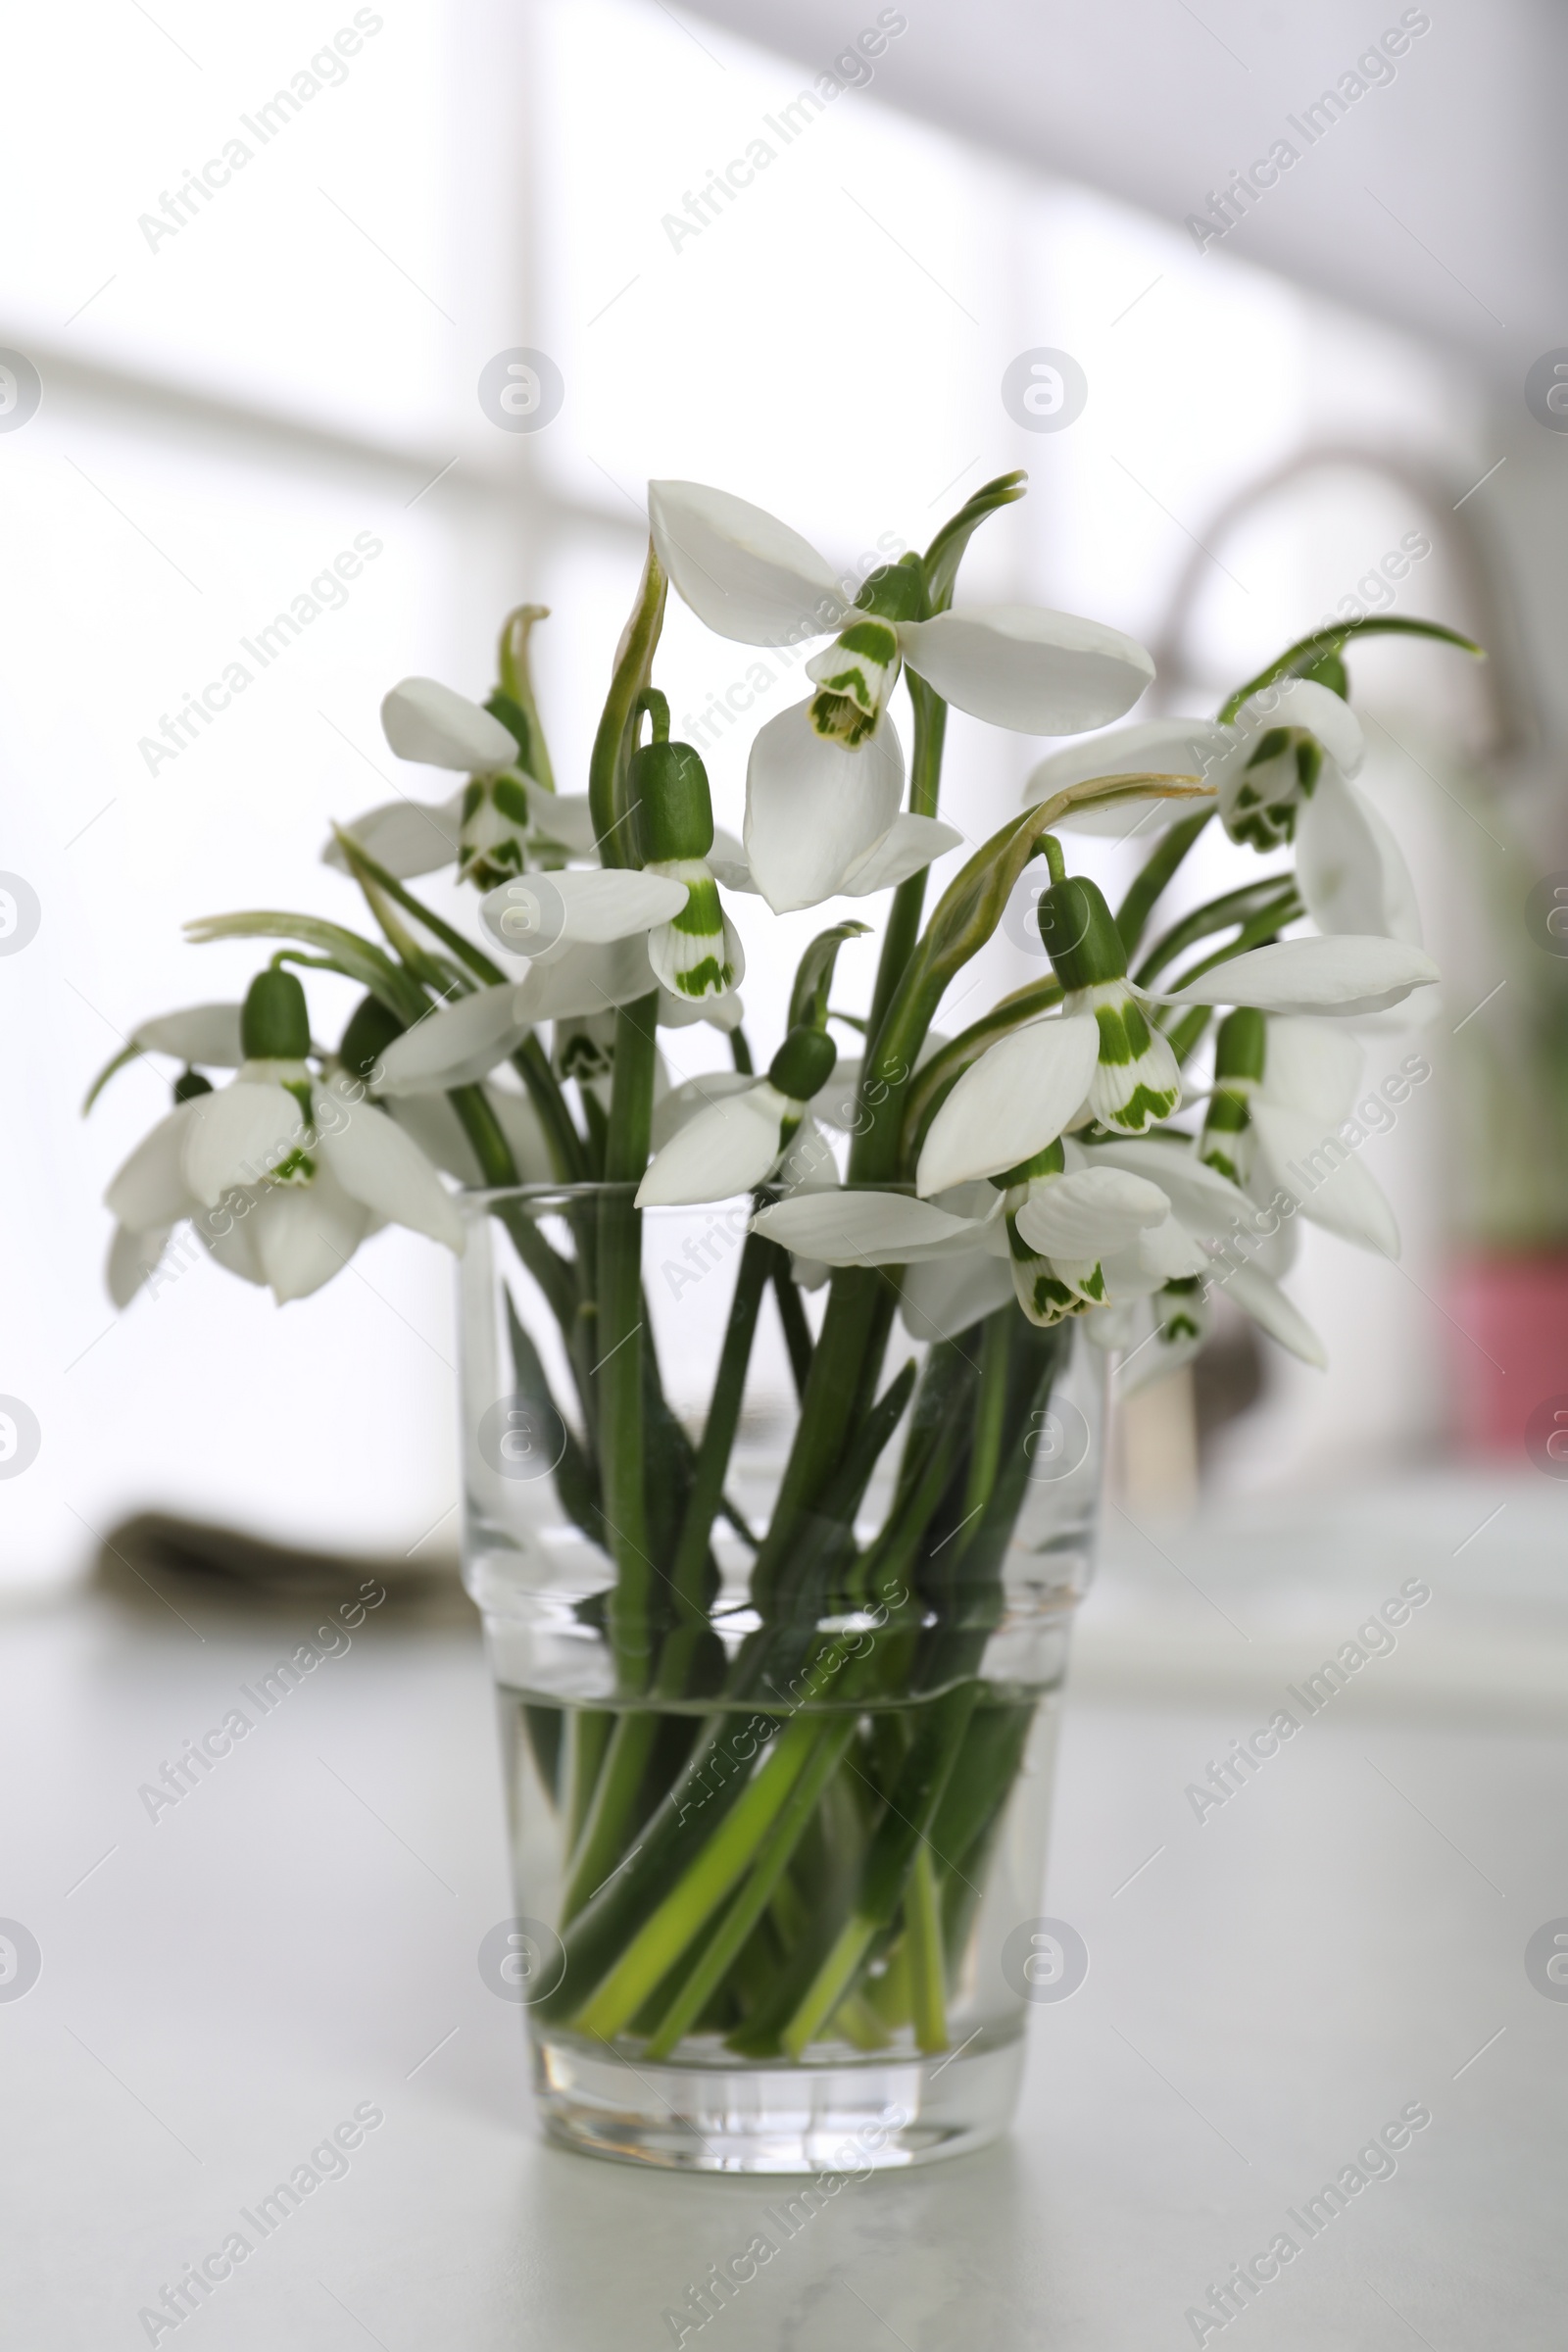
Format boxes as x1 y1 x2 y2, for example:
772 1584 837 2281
4 1470 1565 2349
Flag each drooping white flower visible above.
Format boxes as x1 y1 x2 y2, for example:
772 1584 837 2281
649 480 1154 911
1200 1010 1400 1257
326 676 597 886
635 1029 839 1206
1038 683 1422 944
1081 1133 1326 1365
104 972 463 1307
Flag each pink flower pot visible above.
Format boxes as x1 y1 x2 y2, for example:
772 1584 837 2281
1450 1253 1568 1458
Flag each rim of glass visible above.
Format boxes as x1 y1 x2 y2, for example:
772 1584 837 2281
458 1179 924 1217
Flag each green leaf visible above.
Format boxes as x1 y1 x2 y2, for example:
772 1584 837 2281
504 1290 603 1546
588 544 667 868
183 910 427 1024
922 470 1027 614
81 1040 144 1115
788 922 871 1032
1218 615 1482 725
330 827 505 988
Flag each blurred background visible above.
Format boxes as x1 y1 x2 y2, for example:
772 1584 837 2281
4 0 1567 1594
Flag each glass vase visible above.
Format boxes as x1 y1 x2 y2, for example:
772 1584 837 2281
460 1183 1103 2173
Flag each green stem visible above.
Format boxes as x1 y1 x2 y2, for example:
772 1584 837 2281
962 1312 1010 1528
906 1848 948 2053
599 996 660 1690
561 1710 661 1924
641 1716 859 2059
664 1233 771 1642
570 1710 827 2040
770 1256 814 1400
1134 880 1300 991
510 1038 589 1183
1115 809 1212 958
863 673 948 1052
781 1678 979 2056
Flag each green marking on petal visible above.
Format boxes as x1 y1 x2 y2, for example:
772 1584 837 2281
1094 1003 1135 1066
268 1147 317 1187
808 689 879 747
1103 1081 1179 1132
672 955 732 998
492 774 532 826
672 876 723 937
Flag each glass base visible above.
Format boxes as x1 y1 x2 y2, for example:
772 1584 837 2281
532 2030 1024 2172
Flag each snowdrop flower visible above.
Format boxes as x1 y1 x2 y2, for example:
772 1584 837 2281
1000 1141 1205 1325
636 1028 838 1206
327 676 597 887
476 736 743 1011
914 876 1185 1169
1200 1007 1400 1257
648 480 1154 911
103 970 463 1306
1037 682 1421 944
1080 1132 1326 1365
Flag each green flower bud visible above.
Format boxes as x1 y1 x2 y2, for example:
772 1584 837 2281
631 740 714 863
241 968 311 1061
853 553 927 624
172 1068 214 1104
338 993 406 1082
1037 876 1127 991
768 1025 837 1102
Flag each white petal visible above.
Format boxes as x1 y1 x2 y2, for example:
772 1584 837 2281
381 677 518 772
1081 1135 1262 1243
180 1081 305 1207
105 1102 201 1228
752 1190 989 1265
388 1093 486 1186
916 1015 1100 1194
1296 772 1423 946
525 792 601 857
899 1250 1015 1343
1234 676 1364 777
657 982 745 1031
1249 1102 1399 1257
324 791 465 879
743 702 904 914
635 1085 784 1206
479 868 688 956
376 986 532 1095
648 480 849 647
1162 935 1439 1018
1031 719 1232 829
250 1167 373 1304
651 1070 759 1151
1135 1212 1209 1280
839 813 964 895
774 1114 839 1195
896 607 1153 735
107 1222 172 1308
1014 1166 1170 1257
518 937 661 1022
1213 1259 1327 1367
316 1076 465 1249
133 1004 245 1066
200 1194 267 1286
1257 1016 1362 1123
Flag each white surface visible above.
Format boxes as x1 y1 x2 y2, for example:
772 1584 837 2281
4 1474 1566 2347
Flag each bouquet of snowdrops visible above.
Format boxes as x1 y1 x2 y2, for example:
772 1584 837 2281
90 470 1469 2064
